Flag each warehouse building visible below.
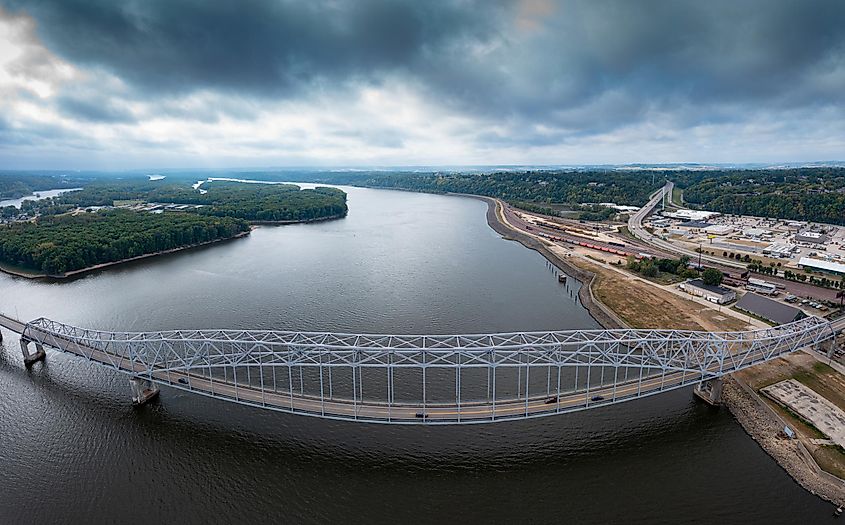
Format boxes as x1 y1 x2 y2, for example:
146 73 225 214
762 243 796 258
678 279 737 304
794 231 829 244
798 257 845 277
735 293 805 325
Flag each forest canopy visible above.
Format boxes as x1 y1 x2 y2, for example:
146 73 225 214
37 180 348 223
0 209 250 275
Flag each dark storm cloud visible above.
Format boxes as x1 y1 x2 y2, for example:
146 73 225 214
3 0 845 146
55 93 136 123
2 0 493 96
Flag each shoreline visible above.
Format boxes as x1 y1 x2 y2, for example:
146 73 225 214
249 212 347 225
721 375 845 506
0 230 252 281
473 192 845 507
0 212 349 281
470 194 624 329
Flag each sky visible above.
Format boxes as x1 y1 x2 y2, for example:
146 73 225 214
0 0 844 170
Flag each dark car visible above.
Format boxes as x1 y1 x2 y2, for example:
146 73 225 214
415 411 427 419
544 396 558 404
590 395 605 402
177 377 189 385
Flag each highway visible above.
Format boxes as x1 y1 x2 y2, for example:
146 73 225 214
2 312 839 424
627 181 747 270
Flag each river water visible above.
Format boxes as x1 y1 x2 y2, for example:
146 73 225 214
0 187 835 523
0 187 82 209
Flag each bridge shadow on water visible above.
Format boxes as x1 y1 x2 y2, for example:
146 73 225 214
3 337 720 470
3 327 836 524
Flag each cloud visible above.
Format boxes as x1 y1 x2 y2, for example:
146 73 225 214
0 0 843 168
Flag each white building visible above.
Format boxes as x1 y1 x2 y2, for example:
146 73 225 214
704 224 734 236
679 279 737 304
746 278 778 295
798 257 845 277
662 209 720 221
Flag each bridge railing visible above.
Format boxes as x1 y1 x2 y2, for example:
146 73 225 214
11 315 836 422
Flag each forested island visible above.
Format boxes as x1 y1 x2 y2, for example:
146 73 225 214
0 210 249 275
14 180 348 223
0 175 348 277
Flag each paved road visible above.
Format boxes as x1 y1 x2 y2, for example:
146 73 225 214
2 313 835 424
628 181 748 270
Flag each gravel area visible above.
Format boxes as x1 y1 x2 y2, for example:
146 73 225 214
722 376 845 506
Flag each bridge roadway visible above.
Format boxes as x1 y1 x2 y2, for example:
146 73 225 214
0 313 842 424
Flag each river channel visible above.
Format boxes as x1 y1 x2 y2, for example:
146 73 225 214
0 187 835 523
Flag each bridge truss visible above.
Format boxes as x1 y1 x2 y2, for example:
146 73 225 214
14 315 837 424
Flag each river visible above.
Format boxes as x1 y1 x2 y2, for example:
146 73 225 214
0 187 82 209
0 187 836 523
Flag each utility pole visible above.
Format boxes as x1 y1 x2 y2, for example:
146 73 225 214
698 242 702 269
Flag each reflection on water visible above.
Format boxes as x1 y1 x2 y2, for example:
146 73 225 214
0 187 835 523
0 187 82 209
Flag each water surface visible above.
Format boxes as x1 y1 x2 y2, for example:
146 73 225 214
0 187 836 523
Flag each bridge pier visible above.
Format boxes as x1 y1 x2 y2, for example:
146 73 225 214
20 338 45 367
129 377 160 406
817 337 840 359
693 378 723 406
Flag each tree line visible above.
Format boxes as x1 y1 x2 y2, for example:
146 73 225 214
0 209 249 274
26 180 348 223
676 167 845 225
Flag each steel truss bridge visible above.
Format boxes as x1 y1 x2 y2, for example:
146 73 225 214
1 314 842 424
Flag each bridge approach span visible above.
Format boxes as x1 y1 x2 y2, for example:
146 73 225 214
0 314 841 424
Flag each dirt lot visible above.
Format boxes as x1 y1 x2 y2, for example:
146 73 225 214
736 353 845 479
568 256 750 332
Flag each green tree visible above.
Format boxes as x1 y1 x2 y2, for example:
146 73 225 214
702 268 724 286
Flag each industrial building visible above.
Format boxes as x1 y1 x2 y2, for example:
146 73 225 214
704 224 733 236
678 279 737 304
735 293 805 325
798 257 845 277
662 209 720 221
746 278 778 295
794 231 829 244
762 243 795 258
678 220 711 230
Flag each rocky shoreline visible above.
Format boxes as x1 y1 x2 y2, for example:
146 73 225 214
474 193 845 508
721 376 845 506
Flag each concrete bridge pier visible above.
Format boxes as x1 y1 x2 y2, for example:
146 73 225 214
20 338 45 366
129 377 160 406
693 378 723 406
817 338 838 359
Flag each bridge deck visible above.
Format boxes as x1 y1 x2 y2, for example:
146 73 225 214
1 313 841 424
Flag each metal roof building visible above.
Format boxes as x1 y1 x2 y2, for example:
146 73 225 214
798 257 845 277
735 293 806 325
679 279 737 304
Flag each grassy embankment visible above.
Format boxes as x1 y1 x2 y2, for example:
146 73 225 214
566 256 749 332
736 354 845 479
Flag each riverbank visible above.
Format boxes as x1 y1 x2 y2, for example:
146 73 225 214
478 193 845 508
0 230 251 280
476 194 748 331
249 212 347 226
721 374 845 506
473 195 624 329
